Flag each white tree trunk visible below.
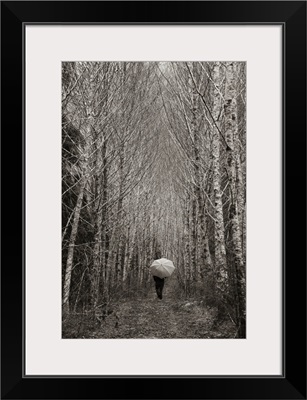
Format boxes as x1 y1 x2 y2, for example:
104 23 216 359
63 177 87 313
211 62 227 297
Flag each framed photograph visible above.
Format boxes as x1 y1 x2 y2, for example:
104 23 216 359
1 1 306 399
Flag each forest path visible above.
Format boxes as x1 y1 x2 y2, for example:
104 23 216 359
89 278 233 339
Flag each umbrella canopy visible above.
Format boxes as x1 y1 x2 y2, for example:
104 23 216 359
150 258 175 279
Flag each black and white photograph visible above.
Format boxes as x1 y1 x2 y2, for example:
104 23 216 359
62 61 246 339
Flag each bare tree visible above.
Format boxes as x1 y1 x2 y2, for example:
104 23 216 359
62 61 246 339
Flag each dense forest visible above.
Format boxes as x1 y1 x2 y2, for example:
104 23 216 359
62 61 246 339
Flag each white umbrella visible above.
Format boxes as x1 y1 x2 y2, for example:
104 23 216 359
150 258 175 279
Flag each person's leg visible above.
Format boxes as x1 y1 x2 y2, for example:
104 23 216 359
160 278 165 298
153 276 163 299
157 283 162 299
157 279 164 299
153 276 160 298
157 278 164 299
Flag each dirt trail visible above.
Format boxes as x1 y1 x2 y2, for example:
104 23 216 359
85 278 235 339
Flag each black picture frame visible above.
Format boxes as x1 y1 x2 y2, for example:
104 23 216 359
1 1 306 399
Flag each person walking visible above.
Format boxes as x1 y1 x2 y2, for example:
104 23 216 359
150 254 175 300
